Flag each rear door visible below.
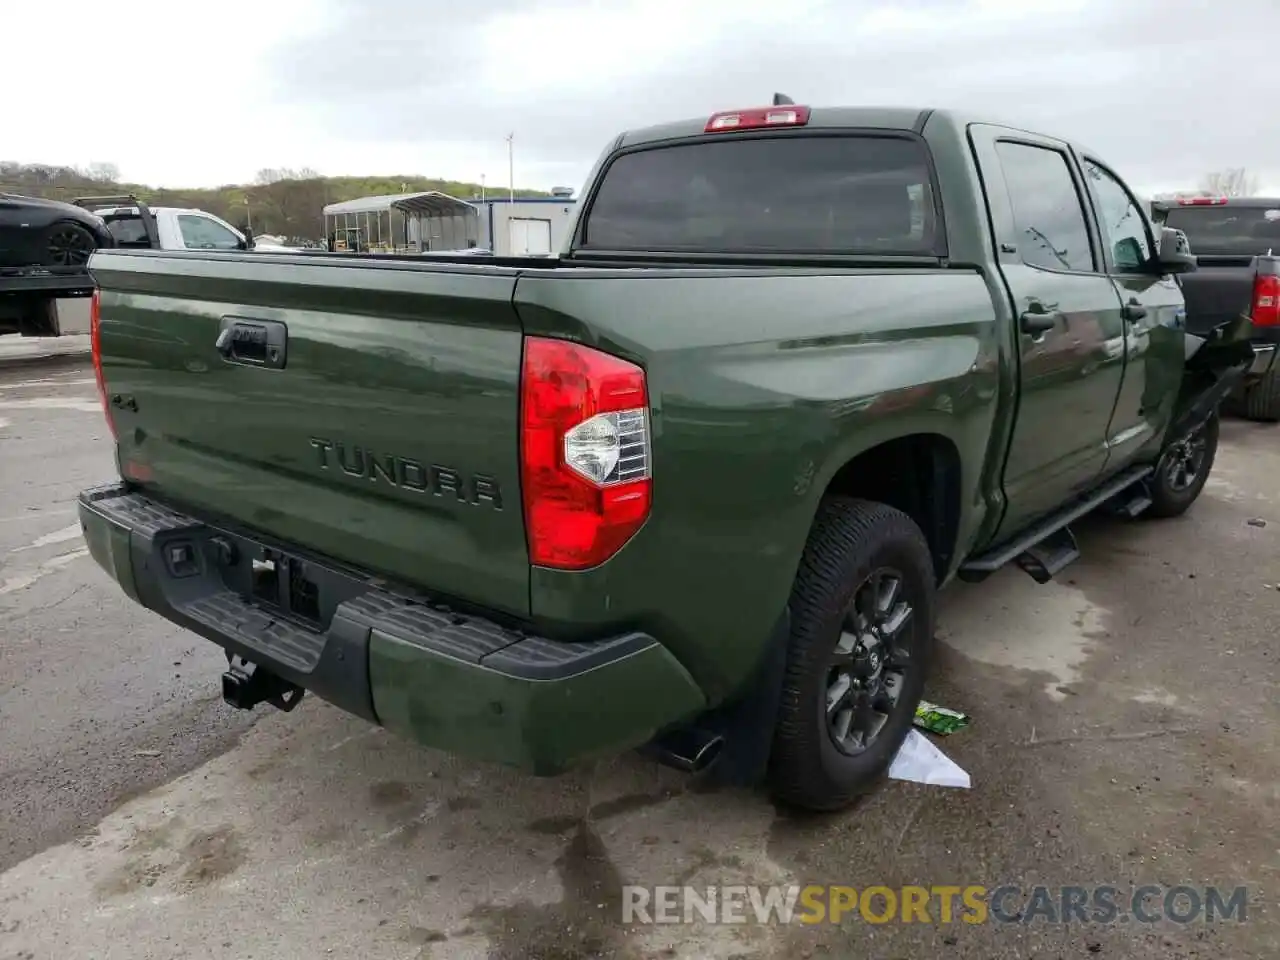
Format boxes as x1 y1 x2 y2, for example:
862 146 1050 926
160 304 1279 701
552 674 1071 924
93 254 532 617
1078 156 1186 466
970 126 1128 536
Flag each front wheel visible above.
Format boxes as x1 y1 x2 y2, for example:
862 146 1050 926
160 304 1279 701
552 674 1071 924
1147 411 1220 519
767 498 937 812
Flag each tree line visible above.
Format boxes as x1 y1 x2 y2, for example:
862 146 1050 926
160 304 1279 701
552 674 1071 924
0 161 549 243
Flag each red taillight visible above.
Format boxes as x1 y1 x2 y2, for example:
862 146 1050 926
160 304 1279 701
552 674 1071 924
1175 196 1228 206
90 288 117 440
1252 274 1280 327
704 105 811 133
520 336 652 570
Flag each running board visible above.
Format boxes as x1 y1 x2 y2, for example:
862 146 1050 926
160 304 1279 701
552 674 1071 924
1105 488 1153 519
959 464 1154 584
1014 527 1080 584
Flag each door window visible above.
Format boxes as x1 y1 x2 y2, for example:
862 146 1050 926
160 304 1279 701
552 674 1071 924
178 214 242 250
1083 160 1154 272
995 141 1095 273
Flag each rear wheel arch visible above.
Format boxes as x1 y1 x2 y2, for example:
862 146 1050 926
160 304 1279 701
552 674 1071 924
813 432 964 583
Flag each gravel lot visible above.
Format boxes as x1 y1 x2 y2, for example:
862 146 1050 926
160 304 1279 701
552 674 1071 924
1 357 1277 959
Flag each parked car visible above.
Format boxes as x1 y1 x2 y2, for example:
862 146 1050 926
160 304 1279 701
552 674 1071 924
83 195 254 253
1154 196 1280 420
78 101 1253 812
0 193 115 269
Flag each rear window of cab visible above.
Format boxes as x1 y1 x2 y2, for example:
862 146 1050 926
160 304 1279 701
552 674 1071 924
581 134 942 257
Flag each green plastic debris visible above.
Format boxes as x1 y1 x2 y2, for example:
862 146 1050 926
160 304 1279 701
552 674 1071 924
914 699 969 736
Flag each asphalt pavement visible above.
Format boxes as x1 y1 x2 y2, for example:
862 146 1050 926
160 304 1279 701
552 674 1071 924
0 333 89 367
0 357 1277 959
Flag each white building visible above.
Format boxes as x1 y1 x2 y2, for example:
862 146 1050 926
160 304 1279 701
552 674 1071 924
321 188 577 256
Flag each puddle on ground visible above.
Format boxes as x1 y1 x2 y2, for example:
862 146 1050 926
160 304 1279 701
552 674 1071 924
936 571 1107 701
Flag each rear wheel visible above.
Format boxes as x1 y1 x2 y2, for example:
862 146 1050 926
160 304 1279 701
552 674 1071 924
768 498 936 812
1147 411 1219 518
1242 368 1280 423
43 221 98 268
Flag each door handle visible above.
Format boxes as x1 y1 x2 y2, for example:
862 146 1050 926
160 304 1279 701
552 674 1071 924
1122 299 1148 322
1020 309 1062 335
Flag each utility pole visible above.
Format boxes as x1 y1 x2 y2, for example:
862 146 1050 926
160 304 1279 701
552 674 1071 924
480 173 486 202
506 133 514 203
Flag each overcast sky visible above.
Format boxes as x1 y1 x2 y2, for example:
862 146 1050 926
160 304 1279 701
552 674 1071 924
7 0 1280 195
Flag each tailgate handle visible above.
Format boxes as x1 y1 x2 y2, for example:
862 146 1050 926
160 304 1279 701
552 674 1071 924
216 317 288 370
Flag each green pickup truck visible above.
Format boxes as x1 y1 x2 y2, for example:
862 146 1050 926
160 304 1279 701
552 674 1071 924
79 102 1253 811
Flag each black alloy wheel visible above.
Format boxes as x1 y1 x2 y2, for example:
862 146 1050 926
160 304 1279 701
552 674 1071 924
824 567 915 755
1147 411 1219 519
1163 426 1208 494
45 223 97 267
768 498 937 812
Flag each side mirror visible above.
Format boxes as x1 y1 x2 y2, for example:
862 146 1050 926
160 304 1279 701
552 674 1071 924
1114 236 1146 272
1154 226 1196 275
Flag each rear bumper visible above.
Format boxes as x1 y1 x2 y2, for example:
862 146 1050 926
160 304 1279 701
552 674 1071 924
78 483 706 774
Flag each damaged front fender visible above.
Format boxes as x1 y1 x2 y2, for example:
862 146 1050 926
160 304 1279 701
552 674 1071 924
1171 315 1256 439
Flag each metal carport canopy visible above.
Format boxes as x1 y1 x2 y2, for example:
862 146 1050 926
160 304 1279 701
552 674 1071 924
389 192 478 216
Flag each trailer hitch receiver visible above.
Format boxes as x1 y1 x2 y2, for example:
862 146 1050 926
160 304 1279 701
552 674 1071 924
221 655 305 712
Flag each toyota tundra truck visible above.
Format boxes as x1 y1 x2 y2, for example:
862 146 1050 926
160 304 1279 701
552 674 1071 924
78 102 1253 811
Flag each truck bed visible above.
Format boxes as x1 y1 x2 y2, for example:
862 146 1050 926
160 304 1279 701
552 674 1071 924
88 246 998 649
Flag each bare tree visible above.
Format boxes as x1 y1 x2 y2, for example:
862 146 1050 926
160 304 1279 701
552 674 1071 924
87 161 121 183
255 167 320 185
1200 168 1259 197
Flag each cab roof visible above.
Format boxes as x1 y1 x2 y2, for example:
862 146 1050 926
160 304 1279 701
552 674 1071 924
613 105 1102 157
616 106 942 149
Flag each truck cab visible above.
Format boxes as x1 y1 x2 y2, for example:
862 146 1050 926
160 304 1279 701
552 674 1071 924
90 199 252 253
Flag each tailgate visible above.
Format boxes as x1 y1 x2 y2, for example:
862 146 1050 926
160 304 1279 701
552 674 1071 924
1179 261 1257 336
91 251 531 618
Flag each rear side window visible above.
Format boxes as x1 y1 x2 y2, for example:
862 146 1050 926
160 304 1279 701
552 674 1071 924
105 217 149 246
1164 205 1280 257
581 135 941 256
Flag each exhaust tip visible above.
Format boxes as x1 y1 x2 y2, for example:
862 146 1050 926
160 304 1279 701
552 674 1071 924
643 727 725 774
688 735 725 773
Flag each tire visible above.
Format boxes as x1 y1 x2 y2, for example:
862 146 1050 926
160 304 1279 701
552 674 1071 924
1147 411 1220 519
42 221 98 268
1242 368 1280 423
767 498 937 812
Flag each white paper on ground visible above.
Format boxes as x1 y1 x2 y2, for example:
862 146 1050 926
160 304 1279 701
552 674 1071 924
888 729 971 788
